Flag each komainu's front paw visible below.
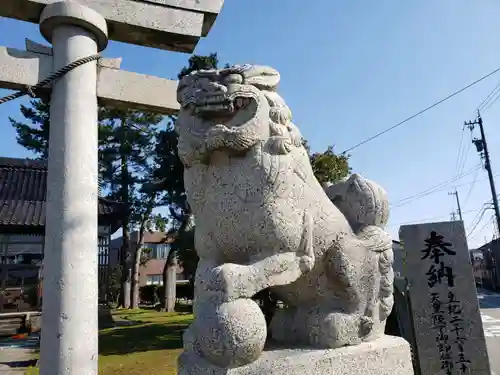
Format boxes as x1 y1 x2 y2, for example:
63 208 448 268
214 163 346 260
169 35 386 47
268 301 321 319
205 263 251 302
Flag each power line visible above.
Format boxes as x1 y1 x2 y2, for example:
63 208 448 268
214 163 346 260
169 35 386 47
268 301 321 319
477 80 500 112
466 200 496 238
467 208 489 238
455 174 498 189
391 165 478 206
453 128 466 181
457 134 472 178
390 165 480 208
469 216 494 241
389 208 480 228
482 91 500 113
468 204 488 230
343 66 500 153
391 168 479 208
462 166 480 210
452 128 472 193
391 170 498 210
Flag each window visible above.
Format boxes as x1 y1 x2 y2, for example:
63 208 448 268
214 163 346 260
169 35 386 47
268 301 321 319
143 243 170 259
146 274 163 285
143 243 156 258
155 244 170 259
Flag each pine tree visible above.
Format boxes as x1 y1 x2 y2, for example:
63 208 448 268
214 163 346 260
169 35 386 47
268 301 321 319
95 107 165 308
152 53 219 311
11 101 165 308
10 100 51 159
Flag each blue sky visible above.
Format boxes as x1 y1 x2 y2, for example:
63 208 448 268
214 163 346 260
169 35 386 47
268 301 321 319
1 0 500 248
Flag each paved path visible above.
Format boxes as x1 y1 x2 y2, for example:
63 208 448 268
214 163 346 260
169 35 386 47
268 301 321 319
0 334 39 374
477 289 500 375
0 347 37 374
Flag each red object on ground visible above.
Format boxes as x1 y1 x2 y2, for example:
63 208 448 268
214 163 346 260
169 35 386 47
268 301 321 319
11 333 28 340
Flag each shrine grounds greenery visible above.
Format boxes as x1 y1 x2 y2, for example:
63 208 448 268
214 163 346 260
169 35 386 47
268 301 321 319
25 308 193 375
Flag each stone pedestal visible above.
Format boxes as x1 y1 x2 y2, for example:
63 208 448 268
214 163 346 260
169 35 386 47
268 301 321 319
178 335 414 375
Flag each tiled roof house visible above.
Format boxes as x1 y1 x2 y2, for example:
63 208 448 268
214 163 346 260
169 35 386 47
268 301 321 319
0 157 123 313
0 157 122 233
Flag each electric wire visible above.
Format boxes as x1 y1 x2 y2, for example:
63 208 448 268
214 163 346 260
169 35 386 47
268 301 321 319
468 205 486 231
391 165 481 208
477 80 500 112
391 165 479 207
453 128 466 183
462 166 480 210
456 136 472 178
482 91 500 113
342 66 500 153
389 208 481 228
469 215 494 240
467 206 489 238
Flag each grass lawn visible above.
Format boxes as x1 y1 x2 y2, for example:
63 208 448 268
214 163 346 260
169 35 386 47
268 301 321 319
27 308 193 375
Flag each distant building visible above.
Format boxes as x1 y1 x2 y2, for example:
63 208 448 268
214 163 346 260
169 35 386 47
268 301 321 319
0 157 123 313
109 231 188 287
473 239 500 290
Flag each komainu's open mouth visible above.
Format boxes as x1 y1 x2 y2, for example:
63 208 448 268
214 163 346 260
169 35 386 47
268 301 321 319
193 95 253 119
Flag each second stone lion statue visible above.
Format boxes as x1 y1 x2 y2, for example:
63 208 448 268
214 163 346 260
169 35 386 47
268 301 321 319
174 64 394 370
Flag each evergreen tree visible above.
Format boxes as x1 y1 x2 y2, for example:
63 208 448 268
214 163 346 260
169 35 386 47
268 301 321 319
99 108 164 308
11 101 165 309
152 53 219 311
10 100 50 159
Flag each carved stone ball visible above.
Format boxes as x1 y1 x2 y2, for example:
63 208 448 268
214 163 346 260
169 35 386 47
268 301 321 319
197 299 267 368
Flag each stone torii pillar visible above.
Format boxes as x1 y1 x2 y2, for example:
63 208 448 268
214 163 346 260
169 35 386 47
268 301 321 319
38 2 108 375
0 1 224 372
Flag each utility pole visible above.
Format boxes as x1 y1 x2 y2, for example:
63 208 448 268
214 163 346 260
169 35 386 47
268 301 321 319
450 212 457 221
465 111 500 238
493 214 500 238
449 190 463 221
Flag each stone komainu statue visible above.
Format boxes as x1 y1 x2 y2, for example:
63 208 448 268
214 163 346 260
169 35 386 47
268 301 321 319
174 64 394 369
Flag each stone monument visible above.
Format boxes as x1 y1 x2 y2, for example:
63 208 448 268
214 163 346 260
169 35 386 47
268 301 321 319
175 64 414 374
400 221 491 375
